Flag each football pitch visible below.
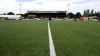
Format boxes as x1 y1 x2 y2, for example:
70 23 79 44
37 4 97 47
0 20 100 56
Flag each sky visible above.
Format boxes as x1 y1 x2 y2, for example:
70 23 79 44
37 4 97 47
0 0 100 14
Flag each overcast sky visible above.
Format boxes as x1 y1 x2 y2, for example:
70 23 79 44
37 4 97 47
0 0 100 14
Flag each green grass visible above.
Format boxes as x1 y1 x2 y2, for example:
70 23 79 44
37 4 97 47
50 21 100 56
0 20 49 56
1 20 100 56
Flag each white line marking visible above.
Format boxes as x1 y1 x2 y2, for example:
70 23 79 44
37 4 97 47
48 21 56 56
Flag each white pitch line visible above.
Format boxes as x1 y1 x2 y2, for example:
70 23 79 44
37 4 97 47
48 21 56 56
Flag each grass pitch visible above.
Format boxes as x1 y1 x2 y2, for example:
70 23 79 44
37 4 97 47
50 21 100 56
0 20 49 56
0 20 100 56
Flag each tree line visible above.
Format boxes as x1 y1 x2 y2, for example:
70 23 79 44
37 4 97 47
1 12 15 15
67 9 100 18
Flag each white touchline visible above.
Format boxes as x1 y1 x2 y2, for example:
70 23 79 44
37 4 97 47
48 21 56 56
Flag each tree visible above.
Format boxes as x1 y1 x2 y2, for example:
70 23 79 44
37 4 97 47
7 12 14 15
87 9 90 15
21 13 28 19
83 10 86 16
3 13 6 15
89 9 94 16
91 9 94 15
83 9 91 16
96 12 100 17
85 9 90 16
67 12 75 18
75 12 81 18
94 11 97 16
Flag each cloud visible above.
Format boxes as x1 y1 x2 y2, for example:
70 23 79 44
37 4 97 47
16 0 36 2
0 0 100 14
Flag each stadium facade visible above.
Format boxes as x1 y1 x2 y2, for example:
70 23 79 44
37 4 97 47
27 11 67 19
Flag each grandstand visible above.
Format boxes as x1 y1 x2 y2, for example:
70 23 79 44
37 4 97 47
27 11 67 19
